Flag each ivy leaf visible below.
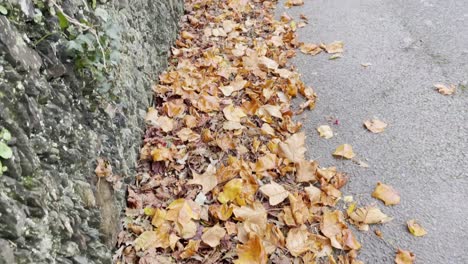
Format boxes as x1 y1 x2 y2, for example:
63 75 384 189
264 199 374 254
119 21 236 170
0 142 12 159
57 11 69 30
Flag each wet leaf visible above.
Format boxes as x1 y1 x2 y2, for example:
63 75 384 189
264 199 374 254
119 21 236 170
395 249 415 264
317 125 333 139
372 182 400 206
333 144 356 159
202 224 226 247
364 119 388 133
407 219 427 237
259 181 290 206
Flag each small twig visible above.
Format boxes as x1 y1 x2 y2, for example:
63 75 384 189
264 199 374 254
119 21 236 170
49 0 107 68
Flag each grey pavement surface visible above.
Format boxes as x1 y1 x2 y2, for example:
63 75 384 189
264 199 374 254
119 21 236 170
277 0 468 263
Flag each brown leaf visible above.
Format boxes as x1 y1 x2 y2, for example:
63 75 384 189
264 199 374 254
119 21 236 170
202 224 226 247
286 225 310 257
322 41 344 54
395 249 415 264
407 219 427 237
299 43 322 55
279 132 307 163
372 182 400 206
434 83 456 95
188 164 218 194
259 181 290 206
333 144 356 159
349 205 392 224
296 160 318 183
223 104 247 122
364 119 388 133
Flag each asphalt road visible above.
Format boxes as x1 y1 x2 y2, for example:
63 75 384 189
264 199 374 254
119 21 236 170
276 0 468 263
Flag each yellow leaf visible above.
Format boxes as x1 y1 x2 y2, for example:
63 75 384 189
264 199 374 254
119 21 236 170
188 164 218 194
395 249 415 264
372 182 400 206
223 104 247 122
333 144 355 159
407 219 427 237
218 178 243 204
166 198 201 225
234 233 267 264
279 132 307 163
317 125 333 139
434 83 456 95
180 240 200 259
202 224 226 247
349 205 392 224
259 181 289 206
364 119 388 133
151 147 173 161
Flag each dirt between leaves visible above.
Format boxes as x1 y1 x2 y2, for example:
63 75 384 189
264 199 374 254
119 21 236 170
113 0 416 263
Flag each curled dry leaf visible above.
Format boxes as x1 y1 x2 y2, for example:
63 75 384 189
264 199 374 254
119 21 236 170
317 125 333 139
349 205 392 224
372 182 400 206
364 119 388 133
395 249 415 264
322 41 344 54
299 43 322 55
333 144 356 159
407 219 427 237
434 83 456 95
259 181 290 206
285 0 304 8
201 224 226 247
279 132 307 163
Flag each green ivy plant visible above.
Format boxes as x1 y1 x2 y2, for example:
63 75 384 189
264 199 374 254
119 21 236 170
0 128 12 175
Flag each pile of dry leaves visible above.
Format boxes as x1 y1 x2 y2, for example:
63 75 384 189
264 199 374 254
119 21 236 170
113 0 418 263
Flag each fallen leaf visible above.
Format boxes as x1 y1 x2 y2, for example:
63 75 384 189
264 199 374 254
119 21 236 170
407 219 427 237
364 119 388 133
317 125 333 139
299 43 322 55
434 83 456 95
218 178 243 204
224 104 247 122
333 144 356 159
188 164 218 194
279 132 307 163
234 233 267 264
259 181 290 206
361 62 372 67
395 249 415 264
285 0 304 8
286 225 310 256
322 41 344 54
372 182 400 206
349 205 392 224
157 116 174 132
296 160 318 183
202 224 226 247
329 53 342 60
180 240 200 259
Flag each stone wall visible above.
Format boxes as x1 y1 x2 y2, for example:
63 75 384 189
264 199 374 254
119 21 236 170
0 0 183 263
